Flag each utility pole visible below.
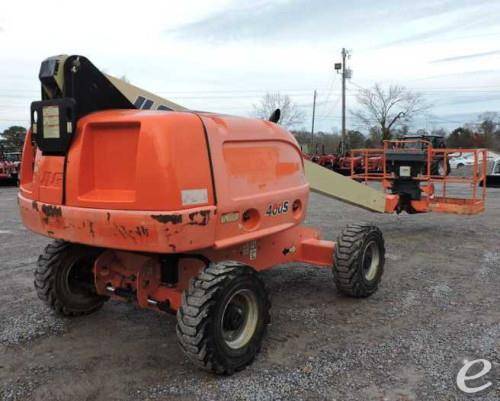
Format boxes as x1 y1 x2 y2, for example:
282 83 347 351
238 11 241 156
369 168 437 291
335 48 351 155
311 89 317 152
341 48 347 155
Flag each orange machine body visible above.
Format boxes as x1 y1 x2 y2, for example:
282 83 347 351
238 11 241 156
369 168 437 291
19 110 332 311
20 110 310 252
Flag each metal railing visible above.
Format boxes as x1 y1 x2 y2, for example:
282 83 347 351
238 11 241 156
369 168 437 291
349 140 487 212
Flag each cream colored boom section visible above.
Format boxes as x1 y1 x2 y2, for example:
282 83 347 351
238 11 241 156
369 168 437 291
304 160 386 213
105 73 387 213
105 74 188 112
110 76 387 212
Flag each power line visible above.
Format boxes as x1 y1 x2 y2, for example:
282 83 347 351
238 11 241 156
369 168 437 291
316 76 340 120
0 87 335 95
7 87 500 103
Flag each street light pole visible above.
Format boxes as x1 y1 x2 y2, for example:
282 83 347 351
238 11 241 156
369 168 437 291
341 48 347 155
336 48 351 155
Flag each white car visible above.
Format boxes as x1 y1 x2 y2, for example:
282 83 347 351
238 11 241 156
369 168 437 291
449 152 498 169
449 155 473 169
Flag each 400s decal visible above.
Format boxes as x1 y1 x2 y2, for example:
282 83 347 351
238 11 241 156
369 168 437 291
265 201 289 216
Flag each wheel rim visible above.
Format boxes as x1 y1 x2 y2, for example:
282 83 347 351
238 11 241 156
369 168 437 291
362 240 380 281
63 256 95 297
221 289 259 350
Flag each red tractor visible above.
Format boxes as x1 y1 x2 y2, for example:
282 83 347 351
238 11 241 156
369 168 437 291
361 155 383 173
337 151 363 175
304 144 337 170
0 150 17 184
317 153 337 169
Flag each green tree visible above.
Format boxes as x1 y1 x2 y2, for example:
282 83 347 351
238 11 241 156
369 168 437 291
364 126 382 148
1 126 26 151
447 127 474 148
477 112 498 148
346 130 366 149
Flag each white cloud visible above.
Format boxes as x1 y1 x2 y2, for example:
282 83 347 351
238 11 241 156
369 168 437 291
1 0 500 132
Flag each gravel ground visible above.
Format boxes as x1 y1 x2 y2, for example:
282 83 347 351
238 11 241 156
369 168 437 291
0 183 499 401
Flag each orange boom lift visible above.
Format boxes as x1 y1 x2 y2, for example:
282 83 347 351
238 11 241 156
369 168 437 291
19 55 486 374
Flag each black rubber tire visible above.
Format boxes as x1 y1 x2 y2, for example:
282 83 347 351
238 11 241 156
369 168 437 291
34 240 107 316
176 261 270 375
333 223 385 298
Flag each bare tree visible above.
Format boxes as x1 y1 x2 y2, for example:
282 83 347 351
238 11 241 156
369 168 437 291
351 84 431 140
253 92 305 129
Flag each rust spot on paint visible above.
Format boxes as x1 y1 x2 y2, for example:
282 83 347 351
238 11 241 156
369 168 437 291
135 226 149 237
106 212 111 223
89 221 95 238
114 224 128 239
151 214 182 224
32 201 39 211
47 230 54 235
169 244 176 252
41 204 62 218
188 210 210 226
113 224 138 243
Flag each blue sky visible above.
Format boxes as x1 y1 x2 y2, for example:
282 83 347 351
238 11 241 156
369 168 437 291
1 0 500 132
